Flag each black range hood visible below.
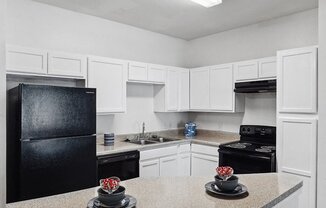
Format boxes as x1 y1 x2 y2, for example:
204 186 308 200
234 79 276 93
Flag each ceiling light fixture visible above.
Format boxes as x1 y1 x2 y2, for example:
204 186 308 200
191 0 222 8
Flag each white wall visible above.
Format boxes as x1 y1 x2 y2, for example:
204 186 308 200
318 1 326 207
5 0 189 135
186 9 318 68
97 83 188 135
188 93 276 133
187 9 317 131
0 0 5 205
6 0 188 67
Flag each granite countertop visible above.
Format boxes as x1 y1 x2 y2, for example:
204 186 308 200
6 173 303 208
96 129 240 156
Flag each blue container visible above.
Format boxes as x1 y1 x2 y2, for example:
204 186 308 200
184 122 197 138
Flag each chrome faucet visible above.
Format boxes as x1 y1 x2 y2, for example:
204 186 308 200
140 122 145 139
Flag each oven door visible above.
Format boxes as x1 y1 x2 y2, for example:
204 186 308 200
97 151 139 183
218 149 276 174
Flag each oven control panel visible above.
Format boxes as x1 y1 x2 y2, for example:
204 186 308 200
240 125 276 138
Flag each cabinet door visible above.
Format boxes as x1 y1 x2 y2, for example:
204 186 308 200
6 45 47 74
166 68 179 111
88 57 127 114
234 60 258 81
148 64 166 83
178 153 191 176
278 117 317 208
258 57 276 79
179 68 190 111
48 52 87 78
160 155 178 177
190 67 210 110
140 159 160 178
191 153 218 176
210 64 234 111
277 47 317 113
128 61 148 81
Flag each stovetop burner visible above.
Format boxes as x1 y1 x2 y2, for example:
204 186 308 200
220 141 276 154
226 143 247 149
255 148 272 153
261 146 276 151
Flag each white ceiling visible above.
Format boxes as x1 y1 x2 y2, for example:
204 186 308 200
33 0 318 40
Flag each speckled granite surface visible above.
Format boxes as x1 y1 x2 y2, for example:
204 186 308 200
6 173 302 208
96 129 240 156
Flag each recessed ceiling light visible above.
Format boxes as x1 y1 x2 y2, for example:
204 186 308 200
191 0 222 8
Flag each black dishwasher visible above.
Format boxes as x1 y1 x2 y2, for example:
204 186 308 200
97 151 139 183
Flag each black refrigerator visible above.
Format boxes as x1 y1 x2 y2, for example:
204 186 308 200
7 84 97 203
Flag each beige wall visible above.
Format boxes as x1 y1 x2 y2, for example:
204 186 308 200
0 0 6 205
318 0 326 207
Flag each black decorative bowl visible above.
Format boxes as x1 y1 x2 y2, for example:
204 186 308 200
97 186 126 206
214 175 239 192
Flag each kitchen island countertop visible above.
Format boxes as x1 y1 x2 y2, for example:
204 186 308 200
96 129 240 156
6 173 302 208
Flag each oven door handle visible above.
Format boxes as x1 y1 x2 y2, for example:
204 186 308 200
218 149 272 161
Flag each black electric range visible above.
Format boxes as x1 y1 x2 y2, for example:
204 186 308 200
218 125 276 174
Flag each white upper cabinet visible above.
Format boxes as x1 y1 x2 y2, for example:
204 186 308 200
277 46 317 113
259 57 277 79
128 62 166 84
148 64 166 83
154 67 189 112
6 45 48 75
234 57 276 82
234 60 259 81
190 67 210 110
190 65 244 112
88 56 127 114
166 68 179 111
48 52 87 78
210 64 234 111
128 61 148 82
179 68 190 111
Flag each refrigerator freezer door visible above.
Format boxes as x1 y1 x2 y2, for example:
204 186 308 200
19 135 97 201
20 84 96 140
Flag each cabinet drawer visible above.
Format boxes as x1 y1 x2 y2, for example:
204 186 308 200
140 145 178 161
128 62 148 81
178 144 191 153
191 144 219 157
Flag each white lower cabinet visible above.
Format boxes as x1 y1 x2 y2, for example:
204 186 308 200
140 144 191 178
140 159 160 178
191 153 218 177
159 155 178 177
191 144 219 177
178 153 191 176
277 117 317 208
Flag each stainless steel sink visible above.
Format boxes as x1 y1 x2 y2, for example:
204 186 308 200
128 140 157 145
124 136 179 145
148 137 179 143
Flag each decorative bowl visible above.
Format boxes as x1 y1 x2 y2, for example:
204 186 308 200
214 175 239 192
97 186 126 206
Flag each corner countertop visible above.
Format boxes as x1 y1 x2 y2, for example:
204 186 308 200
6 173 303 208
96 129 240 156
